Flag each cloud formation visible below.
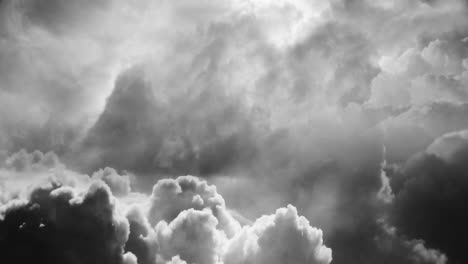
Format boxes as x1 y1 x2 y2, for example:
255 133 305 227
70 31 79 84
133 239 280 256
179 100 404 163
2 0 468 263
0 180 130 264
92 167 132 197
224 205 331 264
0 157 331 264
388 130 468 263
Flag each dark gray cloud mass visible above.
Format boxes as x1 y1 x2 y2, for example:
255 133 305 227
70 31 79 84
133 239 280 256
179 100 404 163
388 130 468 264
1 0 468 264
75 66 257 177
0 180 130 264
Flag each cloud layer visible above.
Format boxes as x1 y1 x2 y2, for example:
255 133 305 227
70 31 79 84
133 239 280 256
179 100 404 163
0 156 332 264
2 0 468 263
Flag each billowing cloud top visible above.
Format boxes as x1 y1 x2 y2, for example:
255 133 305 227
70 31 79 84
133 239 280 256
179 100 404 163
0 160 332 264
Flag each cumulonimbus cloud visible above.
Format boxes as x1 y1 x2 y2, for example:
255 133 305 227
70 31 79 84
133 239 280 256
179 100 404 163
2 1 468 264
0 151 332 264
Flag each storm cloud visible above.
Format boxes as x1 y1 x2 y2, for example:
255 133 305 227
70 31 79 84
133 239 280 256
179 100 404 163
0 158 332 264
1 0 468 263
388 130 468 264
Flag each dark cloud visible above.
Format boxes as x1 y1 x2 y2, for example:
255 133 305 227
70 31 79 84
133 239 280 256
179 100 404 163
0 181 130 264
372 220 447 264
124 206 157 264
389 130 468 263
20 0 111 35
75 65 257 179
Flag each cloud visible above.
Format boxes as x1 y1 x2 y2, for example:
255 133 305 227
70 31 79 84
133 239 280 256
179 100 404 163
426 129 468 162
18 0 112 35
373 220 447 264
75 60 393 264
388 130 468 263
92 167 132 196
123 252 139 264
224 205 332 264
2 1 468 263
0 147 456 264
0 0 466 158
0 0 122 153
0 161 331 264
65 0 386 179
0 180 130 264
381 102 468 163
368 34 468 108
166 256 188 264
0 150 89 204
75 65 258 178
155 209 227 264
148 176 240 238
125 205 158 264
3 149 62 171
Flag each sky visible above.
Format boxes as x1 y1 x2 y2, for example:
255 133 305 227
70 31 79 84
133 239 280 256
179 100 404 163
1 0 468 263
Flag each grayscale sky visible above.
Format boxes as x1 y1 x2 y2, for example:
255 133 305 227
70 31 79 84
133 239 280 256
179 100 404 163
1 1 468 264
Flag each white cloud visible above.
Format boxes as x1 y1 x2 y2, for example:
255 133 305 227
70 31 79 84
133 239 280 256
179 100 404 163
155 208 227 264
92 167 132 196
148 176 241 238
224 205 332 264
